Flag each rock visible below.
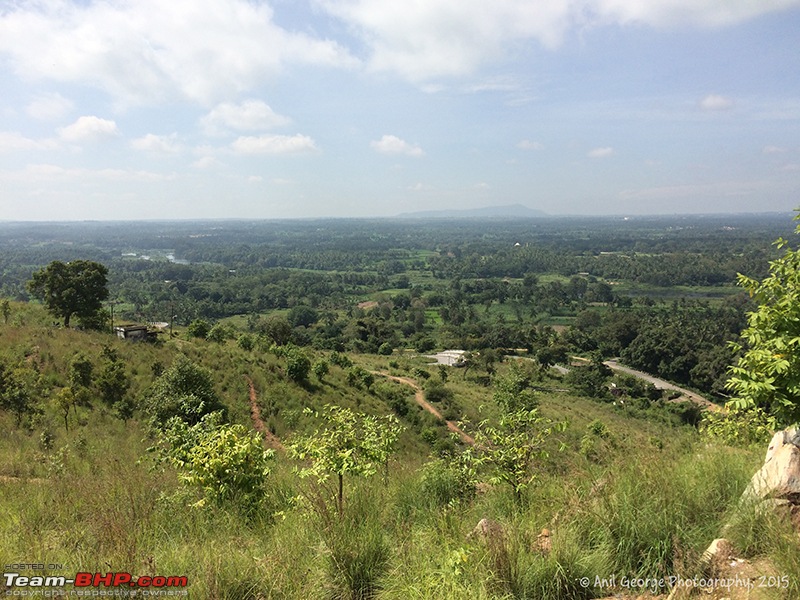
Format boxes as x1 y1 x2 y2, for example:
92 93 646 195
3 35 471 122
743 442 800 503
764 426 800 464
467 518 504 543
701 538 734 571
535 528 552 554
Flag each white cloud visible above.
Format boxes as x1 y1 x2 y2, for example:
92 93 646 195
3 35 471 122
763 145 787 154
371 135 424 157
231 134 318 155
517 140 544 151
0 0 357 106
131 133 182 154
317 0 800 82
26 93 74 120
589 0 800 28
700 94 734 111
58 116 120 143
201 100 291 135
0 132 57 153
192 156 220 169
0 164 172 183
588 146 614 158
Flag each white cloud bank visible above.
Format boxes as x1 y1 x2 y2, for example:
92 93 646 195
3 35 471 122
131 133 182 154
317 0 800 82
0 0 357 106
700 94 734 110
588 146 614 158
1 0 795 102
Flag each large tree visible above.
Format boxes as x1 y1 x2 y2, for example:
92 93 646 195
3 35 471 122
27 260 109 328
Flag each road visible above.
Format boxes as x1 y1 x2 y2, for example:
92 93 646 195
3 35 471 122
556 358 720 411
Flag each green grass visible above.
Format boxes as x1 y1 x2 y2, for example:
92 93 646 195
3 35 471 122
1 319 797 599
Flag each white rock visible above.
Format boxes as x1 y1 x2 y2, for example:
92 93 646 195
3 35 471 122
744 443 800 502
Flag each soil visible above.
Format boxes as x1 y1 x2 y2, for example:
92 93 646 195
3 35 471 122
373 371 475 445
245 376 283 450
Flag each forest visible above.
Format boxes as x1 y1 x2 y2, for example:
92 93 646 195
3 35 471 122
0 213 793 400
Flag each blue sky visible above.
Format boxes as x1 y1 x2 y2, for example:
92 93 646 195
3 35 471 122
1 0 799 220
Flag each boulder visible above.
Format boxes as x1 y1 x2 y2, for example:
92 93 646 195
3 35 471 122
467 518 504 543
743 441 800 503
764 426 800 464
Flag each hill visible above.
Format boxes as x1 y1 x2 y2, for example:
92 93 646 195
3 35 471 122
2 309 795 599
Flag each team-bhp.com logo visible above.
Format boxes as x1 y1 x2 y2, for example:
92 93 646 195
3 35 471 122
4 571 188 590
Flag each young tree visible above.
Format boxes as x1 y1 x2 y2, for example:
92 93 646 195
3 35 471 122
286 348 311 383
27 260 109 328
727 220 800 425
69 354 94 390
1 299 10 325
0 363 37 426
289 405 403 516
472 408 566 504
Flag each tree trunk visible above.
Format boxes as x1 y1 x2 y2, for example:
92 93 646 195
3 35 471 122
338 473 343 517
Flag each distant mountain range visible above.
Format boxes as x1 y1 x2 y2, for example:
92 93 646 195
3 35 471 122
396 204 549 219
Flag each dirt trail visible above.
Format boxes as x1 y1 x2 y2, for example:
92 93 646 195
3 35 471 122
245 376 283 450
373 371 475 445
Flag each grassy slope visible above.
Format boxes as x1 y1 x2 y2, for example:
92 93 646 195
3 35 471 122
0 312 797 599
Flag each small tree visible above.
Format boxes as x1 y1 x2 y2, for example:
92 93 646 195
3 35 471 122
97 353 132 420
1 299 10 325
69 354 94 390
472 408 566 504
0 363 37 426
27 260 109 328
312 359 329 382
289 405 403 516
187 319 210 339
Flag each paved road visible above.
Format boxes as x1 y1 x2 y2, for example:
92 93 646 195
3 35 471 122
555 358 719 411
602 360 718 410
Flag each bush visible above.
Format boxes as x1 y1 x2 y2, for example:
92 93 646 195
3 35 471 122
424 381 453 404
144 355 225 427
286 349 311 383
419 455 477 507
187 318 210 339
158 413 274 517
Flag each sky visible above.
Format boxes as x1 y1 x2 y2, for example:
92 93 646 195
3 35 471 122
1 0 799 220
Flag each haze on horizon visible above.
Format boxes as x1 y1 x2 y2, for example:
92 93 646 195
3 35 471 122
0 0 799 221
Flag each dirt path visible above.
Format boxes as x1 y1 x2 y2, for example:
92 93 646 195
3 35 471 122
373 372 475 445
245 376 283 450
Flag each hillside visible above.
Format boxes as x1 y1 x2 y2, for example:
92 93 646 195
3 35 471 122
2 305 795 599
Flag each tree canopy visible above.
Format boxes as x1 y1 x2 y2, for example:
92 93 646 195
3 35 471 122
27 260 109 328
727 220 800 425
